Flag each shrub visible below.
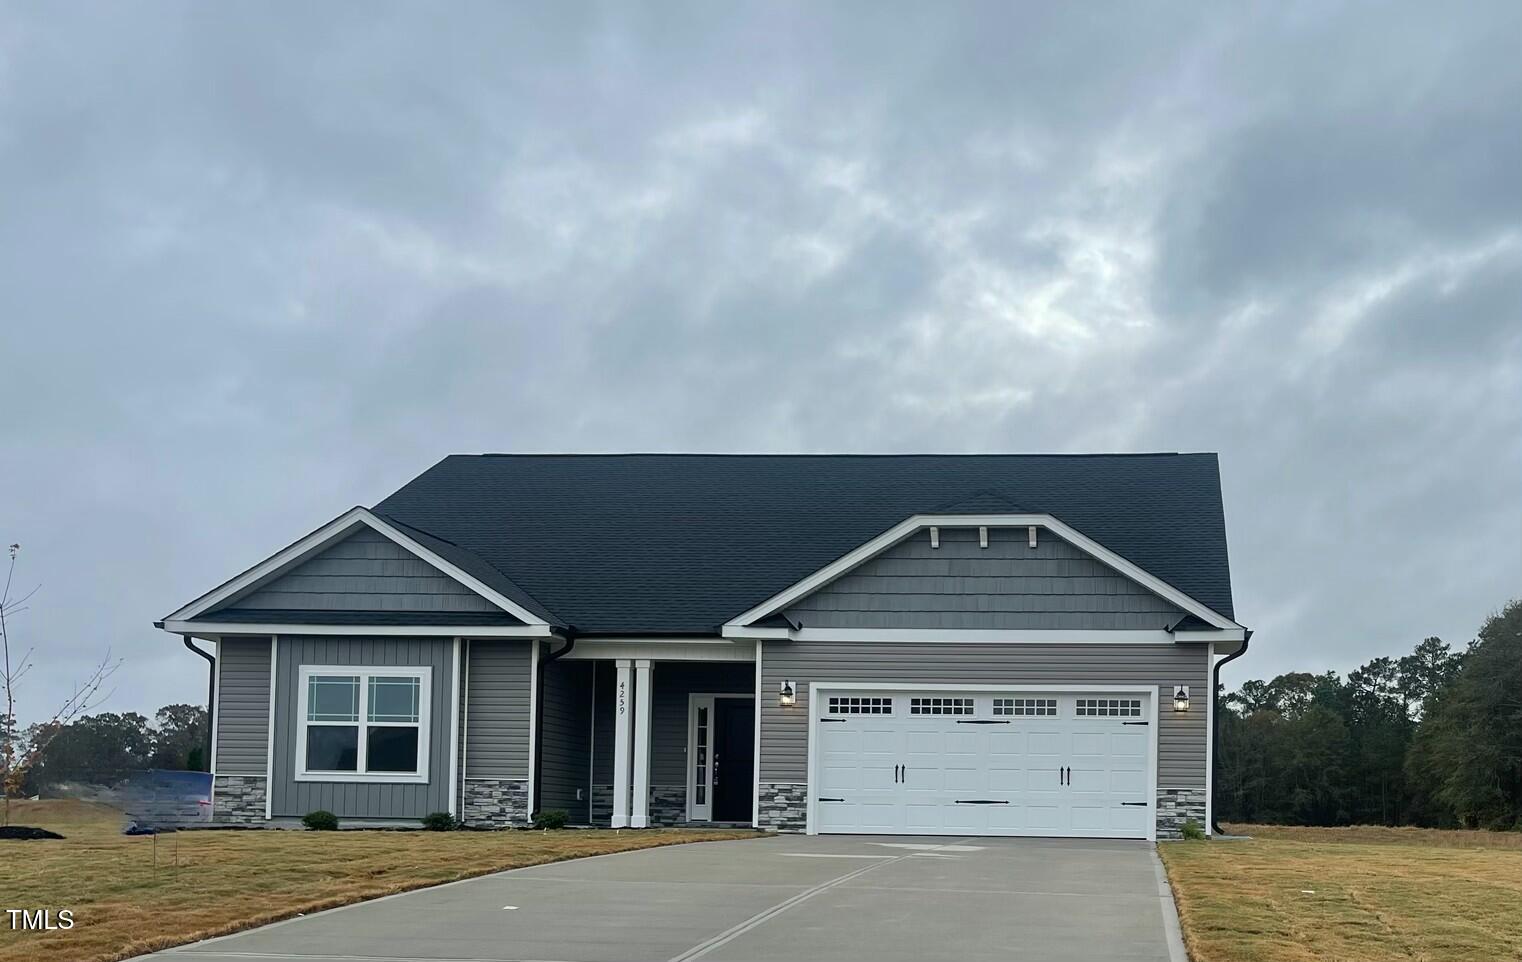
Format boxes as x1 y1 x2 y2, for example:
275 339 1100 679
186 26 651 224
302 810 340 831
1180 818 1206 840
533 809 569 830
421 811 459 831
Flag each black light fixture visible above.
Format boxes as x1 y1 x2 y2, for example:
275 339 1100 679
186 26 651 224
779 680 797 707
1173 685 1190 712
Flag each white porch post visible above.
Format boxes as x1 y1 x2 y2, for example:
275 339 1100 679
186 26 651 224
611 659 633 828
631 659 653 828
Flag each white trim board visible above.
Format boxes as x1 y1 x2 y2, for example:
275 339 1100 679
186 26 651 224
803 681 1160 841
560 640 757 662
264 636 278 820
725 513 1242 632
448 637 462 818
162 506 552 627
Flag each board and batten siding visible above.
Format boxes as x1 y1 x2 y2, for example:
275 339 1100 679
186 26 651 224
269 636 456 819
537 657 592 814
230 528 502 614
464 641 532 780
759 640 1211 788
783 525 1187 630
215 637 272 775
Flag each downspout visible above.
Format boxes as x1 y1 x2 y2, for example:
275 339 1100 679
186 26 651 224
183 637 216 772
1211 629 1252 836
531 627 577 817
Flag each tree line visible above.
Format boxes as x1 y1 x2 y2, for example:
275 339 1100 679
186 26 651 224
3 704 208 793
1217 598 1521 830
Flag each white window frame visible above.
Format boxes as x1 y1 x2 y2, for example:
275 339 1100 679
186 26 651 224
295 664 432 784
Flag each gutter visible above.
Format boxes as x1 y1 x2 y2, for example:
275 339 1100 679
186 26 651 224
1210 629 1252 836
531 627 577 817
182 637 216 772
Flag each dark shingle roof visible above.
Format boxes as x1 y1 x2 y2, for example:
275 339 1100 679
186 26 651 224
371 453 1237 634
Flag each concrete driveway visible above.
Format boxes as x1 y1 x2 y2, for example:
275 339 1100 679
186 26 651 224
147 834 1186 962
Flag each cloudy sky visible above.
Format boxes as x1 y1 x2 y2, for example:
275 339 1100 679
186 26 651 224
2 2 1518 724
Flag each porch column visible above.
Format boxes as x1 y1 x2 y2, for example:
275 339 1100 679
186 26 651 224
630 659 653 828
611 659 632 828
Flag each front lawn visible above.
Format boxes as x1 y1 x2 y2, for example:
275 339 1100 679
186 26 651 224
1160 822 1522 962
0 799 761 962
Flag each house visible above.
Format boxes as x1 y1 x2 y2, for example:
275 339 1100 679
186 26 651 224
156 453 1248 840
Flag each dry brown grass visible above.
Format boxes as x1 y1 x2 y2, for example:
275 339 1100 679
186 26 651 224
1161 822 1522 962
1220 822 1522 850
0 799 762 962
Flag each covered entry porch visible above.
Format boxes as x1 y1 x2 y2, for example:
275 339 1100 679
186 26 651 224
539 641 759 827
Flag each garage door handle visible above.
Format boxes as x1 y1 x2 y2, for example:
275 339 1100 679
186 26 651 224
954 799 1009 805
1121 802 1148 807
818 797 845 803
956 719 1011 724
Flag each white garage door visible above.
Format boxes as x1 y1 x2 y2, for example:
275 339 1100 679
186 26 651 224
812 690 1153 838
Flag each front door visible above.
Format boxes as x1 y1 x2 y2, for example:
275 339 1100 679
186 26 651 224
711 698 755 823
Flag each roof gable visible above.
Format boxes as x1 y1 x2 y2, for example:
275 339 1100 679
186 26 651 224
219 527 510 617
777 523 1189 631
163 507 558 629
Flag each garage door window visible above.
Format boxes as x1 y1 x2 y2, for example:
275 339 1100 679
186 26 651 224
828 696 893 715
910 697 974 715
993 697 1057 716
1075 697 1143 717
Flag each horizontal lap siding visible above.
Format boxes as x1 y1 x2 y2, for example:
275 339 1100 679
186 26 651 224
215 638 272 775
465 641 532 779
538 657 591 814
270 636 455 819
759 641 1209 788
784 526 1186 630
234 528 500 613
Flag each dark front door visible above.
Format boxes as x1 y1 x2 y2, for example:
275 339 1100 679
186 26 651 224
711 698 756 823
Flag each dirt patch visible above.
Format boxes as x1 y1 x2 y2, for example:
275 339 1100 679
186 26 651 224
0 826 65 840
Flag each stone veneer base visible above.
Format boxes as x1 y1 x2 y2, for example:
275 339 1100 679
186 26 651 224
757 781 807 832
462 777 530 828
1156 787 1207 839
212 774 267 824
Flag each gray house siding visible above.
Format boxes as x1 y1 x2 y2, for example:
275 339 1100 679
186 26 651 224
783 526 1187 630
464 641 532 779
215 637 272 775
269 636 456 820
230 528 504 614
537 657 592 815
758 640 1210 788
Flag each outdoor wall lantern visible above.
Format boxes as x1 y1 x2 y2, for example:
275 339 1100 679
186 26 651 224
779 680 797 707
1173 685 1191 712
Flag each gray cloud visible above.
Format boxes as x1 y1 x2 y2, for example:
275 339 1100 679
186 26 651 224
1 1 1518 720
